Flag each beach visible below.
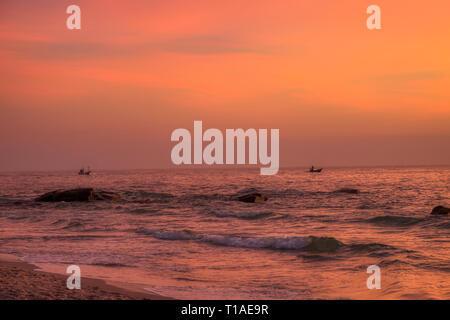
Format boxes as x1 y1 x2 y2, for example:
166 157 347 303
0 254 168 300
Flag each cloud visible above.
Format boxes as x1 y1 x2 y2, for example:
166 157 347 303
373 71 446 82
0 34 281 61
158 35 277 55
363 71 447 98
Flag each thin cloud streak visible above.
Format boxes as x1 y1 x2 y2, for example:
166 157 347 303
0 35 286 61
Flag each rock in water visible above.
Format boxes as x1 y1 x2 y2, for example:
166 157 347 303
236 193 268 203
430 206 450 215
35 188 120 202
35 188 93 202
305 236 343 252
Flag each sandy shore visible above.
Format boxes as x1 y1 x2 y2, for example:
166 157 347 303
0 254 170 300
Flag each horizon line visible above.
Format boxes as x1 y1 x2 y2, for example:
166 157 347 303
1 163 449 173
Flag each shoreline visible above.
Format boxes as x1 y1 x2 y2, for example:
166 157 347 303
0 254 171 300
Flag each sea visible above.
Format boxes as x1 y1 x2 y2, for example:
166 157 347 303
0 166 449 299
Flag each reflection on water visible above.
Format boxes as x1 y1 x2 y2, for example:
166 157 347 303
0 167 449 299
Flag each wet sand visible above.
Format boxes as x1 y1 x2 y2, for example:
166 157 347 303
0 254 170 300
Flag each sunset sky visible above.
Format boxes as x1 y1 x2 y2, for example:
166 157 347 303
1 0 449 170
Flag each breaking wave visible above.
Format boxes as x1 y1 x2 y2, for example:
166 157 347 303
212 210 274 220
201 234 311 250
136 228 342 252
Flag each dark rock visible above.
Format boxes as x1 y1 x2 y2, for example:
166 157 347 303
430 206 450 215
334 188 359 194
35 188 120 202
92 190 121 201
236 193 268 203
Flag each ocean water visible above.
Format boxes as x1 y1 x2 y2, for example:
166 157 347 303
0 167 449 299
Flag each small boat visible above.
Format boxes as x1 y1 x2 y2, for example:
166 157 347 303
309 166 322 173
78 167 91 175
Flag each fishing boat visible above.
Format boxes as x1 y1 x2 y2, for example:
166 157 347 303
78 167 91 175
309 166 322 173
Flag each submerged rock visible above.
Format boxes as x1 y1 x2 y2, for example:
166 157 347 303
304 236 343 252
333 188 359 194
236 193 268 203
430 206 450 215
35 188 120 202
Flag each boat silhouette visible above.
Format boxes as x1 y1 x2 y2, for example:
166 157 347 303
78 167 91 175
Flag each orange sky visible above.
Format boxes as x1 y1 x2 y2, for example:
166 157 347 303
1 0 449 170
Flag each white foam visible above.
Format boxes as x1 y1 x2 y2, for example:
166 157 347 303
201 234 311 250
138 228 311 250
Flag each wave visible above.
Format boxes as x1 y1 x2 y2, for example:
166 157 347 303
124 191 177 204
125 191 175 198
252 188 362 200
203 235 342 252
62 220 85 230
235 187 263 195
378 259 411 267
298 253 342 262
50 219 115 232
129 208 158 214
118 186 365 206
41 235 111 241
357 203 392 210
7 216 27 221
436 221 450 229
332 188 360 194
212 210 274 220
365 215 423 227
174 277 209 282
136 228 197 241
414 261 450 273
0 199 36 207
264 189 305 197
136 228 342 252
201 234 311 250
51 219 67 225
90 262 130 267
347 242 398 253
